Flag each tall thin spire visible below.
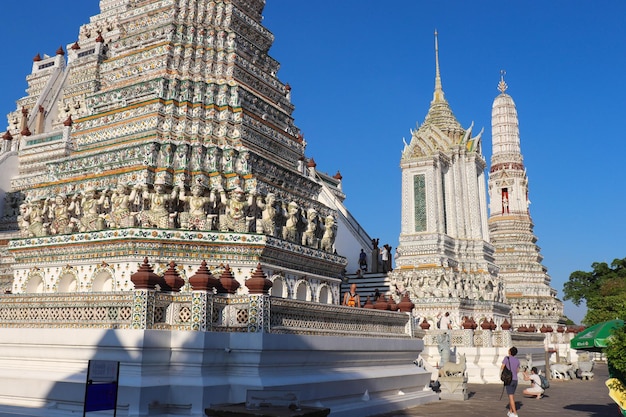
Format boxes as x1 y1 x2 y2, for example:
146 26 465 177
433 30 444 102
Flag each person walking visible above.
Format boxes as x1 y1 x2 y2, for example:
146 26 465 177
501 347 521 417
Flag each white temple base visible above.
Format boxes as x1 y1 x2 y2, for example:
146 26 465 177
0 328 437 417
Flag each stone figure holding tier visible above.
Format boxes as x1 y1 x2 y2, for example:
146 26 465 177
45 194 77 235
301 209 319 248
256 193 280 237
77 188 107 232
320 215 336 252
218 187 254 233
20 200 48 237
106 183 139 228
178 184 217 230
138 183 178 229
282 201 301 243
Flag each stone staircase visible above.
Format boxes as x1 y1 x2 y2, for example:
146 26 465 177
342 272 393 305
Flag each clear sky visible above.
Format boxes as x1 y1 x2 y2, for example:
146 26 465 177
2 1 626 324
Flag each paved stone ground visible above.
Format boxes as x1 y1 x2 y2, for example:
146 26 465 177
376 362 621 417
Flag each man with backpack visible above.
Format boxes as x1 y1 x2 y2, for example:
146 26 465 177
501 347 521 417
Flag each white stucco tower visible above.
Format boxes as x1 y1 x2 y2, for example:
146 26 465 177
389 33 509 328
487 72 564 329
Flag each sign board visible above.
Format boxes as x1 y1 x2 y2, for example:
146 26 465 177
84 360 120 417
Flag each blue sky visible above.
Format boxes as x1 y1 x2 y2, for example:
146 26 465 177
2 1 626 324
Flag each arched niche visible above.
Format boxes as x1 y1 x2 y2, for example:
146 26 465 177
294 280 311 301
57 273 78 293
24 272 45 294
90 263 116 292
56 265 79 293
269 275 287 298
317 284 333 304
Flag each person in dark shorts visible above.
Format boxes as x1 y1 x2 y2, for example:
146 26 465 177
501 347 521 417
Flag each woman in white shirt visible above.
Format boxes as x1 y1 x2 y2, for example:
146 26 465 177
522 367 545 399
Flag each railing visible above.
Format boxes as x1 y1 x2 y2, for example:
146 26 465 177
0 291 412 337
0 292 135 329
270 297 410 337
421 328 516 348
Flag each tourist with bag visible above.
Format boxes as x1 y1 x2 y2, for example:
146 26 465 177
501 347 521 417
522 366 545 399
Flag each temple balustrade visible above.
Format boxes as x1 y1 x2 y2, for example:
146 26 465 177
0 291 413 337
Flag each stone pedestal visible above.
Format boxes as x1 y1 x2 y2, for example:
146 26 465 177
438 376 468 400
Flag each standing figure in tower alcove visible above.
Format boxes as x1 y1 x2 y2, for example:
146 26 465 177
158 143 175 168
174 143 189 171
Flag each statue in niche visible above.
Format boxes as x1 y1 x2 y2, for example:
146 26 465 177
256 193 280 237
138 182 178 228
205 84 214 105
320 215 336 252
217 85 228 106
282 201 301 243
226 32 236 50
302 209 319 248
205 147 220 172
174 144 189 170
157 143 175 168
45 194 77 235
190 145 205 171
218 187 254 233
144 143 159 167
20 200 48 237
178 184 217 230
77 188 107 232
236 151 250 174
106 183 139 228
229 87 239 107
222 148 236 173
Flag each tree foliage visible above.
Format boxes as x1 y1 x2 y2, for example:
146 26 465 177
563 257 626 326
606 325 626 383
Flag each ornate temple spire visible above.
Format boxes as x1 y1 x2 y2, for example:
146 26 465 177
433 30 445 102
487 71 564 327
421 30 464 137
491 71 521 162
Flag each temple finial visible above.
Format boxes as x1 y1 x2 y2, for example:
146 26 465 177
433 30 444 102
498 69 508 94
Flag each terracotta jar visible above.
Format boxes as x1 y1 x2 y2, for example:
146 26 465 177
163 261 185 292
363 296 374 309
189 260 219 292
374 294 389 310
245 263 272 295
131 258 163 290
218 265 240 294
397 293 414 313
420 319 431 330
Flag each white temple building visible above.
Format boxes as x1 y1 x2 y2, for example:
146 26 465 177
389 33 510 329
487 73 564 329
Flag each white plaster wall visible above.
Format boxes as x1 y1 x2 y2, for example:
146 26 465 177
0 328 437 417
0 153 18 219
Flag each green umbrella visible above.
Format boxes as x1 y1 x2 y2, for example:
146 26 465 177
570 319 625 352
